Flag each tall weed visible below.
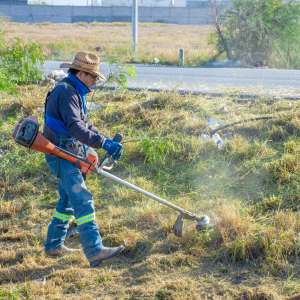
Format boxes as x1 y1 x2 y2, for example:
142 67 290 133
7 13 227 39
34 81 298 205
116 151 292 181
0 69 15 94
0 32 44 93
139 136 180 165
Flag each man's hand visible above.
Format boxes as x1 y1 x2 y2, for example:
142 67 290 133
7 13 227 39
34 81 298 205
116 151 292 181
102 138 123 160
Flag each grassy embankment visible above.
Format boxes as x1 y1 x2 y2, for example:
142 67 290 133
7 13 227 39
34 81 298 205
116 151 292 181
1 20 216 65
0 85 300 299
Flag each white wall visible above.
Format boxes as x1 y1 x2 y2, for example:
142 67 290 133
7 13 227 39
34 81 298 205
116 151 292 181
101 0 185 7
28 0 102 5
0 3 213 24
28 0 186 6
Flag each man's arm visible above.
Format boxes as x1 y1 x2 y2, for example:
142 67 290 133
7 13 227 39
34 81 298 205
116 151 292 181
88 123 99 134
59 91 105 148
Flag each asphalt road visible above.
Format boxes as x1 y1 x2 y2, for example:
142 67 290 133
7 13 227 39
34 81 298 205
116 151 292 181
42 61 300 97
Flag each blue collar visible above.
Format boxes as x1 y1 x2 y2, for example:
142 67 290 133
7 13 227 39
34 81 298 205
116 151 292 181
67 73 90 114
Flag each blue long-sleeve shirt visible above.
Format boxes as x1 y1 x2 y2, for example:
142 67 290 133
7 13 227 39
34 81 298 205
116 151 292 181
44 75 104 148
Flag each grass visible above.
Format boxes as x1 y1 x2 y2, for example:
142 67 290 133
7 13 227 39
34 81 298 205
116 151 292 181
1 85 300 299
1 20 216 65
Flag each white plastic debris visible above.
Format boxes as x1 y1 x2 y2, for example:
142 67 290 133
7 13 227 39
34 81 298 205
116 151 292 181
200 133 224 149
200 133 211 141
48 69 67 81
212 133 224 149
200 118 226 149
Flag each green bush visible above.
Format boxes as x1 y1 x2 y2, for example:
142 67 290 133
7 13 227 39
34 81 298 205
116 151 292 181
0 32 44 93
105 57 136 90
219 0 300 67
0 68 15 94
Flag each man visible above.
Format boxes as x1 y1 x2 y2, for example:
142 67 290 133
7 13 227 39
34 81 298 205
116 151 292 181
43 51 124 267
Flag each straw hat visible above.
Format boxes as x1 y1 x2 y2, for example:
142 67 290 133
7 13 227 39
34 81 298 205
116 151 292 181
61 51 106 81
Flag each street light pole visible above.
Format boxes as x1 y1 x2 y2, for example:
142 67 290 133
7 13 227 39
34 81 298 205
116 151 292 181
132 0 138 58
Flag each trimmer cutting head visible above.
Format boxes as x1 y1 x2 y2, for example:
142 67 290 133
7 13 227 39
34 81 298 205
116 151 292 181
173 214 210 237
196 215 210 231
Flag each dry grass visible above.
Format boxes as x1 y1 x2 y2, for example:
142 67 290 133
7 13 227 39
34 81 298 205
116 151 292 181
1 20 216 64
1 86 300 298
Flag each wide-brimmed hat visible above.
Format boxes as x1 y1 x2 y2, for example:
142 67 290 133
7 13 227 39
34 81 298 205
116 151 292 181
60 51 106 81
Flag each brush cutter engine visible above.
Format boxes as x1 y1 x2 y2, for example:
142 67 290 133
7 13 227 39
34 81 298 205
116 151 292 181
12 117 121 171
13 116 39 148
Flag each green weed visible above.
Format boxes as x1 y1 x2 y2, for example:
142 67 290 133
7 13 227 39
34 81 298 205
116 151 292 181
139 136 180 165
265 153 300 184
0 33 44 94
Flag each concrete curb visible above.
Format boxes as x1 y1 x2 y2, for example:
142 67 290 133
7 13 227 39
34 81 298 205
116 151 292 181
95 86 300 101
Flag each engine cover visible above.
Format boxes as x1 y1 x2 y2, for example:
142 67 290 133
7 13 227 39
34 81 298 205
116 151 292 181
13 116 39 148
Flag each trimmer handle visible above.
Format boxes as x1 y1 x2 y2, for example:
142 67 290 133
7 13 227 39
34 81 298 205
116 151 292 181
99 133 123 170
112 133 123 143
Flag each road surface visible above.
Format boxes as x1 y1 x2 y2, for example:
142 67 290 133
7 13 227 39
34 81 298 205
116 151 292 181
42 61 300 98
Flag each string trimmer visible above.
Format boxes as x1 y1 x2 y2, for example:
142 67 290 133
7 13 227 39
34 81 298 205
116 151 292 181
13 116 210 237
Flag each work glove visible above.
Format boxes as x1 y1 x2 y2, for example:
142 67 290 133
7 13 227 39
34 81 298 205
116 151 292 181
102 138 123 160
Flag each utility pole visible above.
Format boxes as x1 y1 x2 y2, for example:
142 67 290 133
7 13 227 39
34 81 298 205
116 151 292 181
132 0 138 58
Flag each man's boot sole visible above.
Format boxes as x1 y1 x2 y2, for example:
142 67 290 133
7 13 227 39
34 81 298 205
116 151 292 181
90 246 125 267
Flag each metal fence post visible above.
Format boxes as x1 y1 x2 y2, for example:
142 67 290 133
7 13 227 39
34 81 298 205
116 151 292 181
179 48 184 66
132 0 138 58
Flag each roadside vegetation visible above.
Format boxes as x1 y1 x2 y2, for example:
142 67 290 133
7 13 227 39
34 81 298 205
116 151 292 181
3 1 300 69
212 0 300 68
1 18 216 66
0 28 44 94
1 84 300 298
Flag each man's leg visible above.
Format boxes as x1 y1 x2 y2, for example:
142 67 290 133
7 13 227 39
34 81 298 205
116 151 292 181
58 159 103 260
59 159 124 266
44 181 75 252
45 156 124 264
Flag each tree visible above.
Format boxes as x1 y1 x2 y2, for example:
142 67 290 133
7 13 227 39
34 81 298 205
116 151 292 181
212 0 300 67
